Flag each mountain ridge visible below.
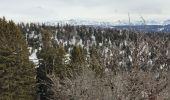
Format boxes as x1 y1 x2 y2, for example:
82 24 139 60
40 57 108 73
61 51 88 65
45 19 170 26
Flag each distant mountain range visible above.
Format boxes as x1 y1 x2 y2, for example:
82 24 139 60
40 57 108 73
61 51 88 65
45 19 170 32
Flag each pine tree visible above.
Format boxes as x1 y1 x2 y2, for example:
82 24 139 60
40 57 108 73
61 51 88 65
38 29 55 74
36 29 55 100
0 17 35 100
70 45 85 77
71 46 85 64
54 43 66 78
89 46 103 76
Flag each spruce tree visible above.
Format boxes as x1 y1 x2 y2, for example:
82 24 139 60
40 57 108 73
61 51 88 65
71 45 85 64
0 17 35 100
37 29 55 100
54 43 66 78
70 45 85 77
89 46 103 76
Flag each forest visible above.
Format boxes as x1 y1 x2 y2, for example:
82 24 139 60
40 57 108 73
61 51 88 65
0 17 170 100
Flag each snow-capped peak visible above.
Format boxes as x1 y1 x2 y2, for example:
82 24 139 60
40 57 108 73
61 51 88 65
45 19 170 26
45 19 115 26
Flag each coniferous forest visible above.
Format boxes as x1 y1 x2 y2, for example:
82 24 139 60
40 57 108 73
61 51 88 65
0 17 170 100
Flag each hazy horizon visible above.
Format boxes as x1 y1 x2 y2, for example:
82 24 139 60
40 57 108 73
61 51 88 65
1 0 170 22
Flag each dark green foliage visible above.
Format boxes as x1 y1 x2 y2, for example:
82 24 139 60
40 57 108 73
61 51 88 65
36 29 55 100
69 45 86 77
71 45 85 64
0 17 35 100
89 46 104 76
37 29 68 99
16 20 170 100
54 44 67 78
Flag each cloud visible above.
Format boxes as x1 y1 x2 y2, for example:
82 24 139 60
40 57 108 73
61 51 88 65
0 0 170 22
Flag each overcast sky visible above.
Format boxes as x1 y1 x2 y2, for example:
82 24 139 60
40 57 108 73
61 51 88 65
0 0 170 22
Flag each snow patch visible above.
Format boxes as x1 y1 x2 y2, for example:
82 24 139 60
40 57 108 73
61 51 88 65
29 49 39 68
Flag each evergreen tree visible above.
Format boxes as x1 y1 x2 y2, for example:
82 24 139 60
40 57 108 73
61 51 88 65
89 46 103 76
0 17 35 100
70 45 85 77
54 43 66 78
37 29 55 100
38 29 55 74
71 46 85 64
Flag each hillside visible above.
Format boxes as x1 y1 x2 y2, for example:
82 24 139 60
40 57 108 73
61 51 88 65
18 22 170 100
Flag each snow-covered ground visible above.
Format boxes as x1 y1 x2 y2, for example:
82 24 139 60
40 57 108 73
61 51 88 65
29 47 39 68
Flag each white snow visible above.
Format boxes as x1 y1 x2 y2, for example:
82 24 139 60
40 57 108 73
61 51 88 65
91 34 95 41
119 50 124 55
158 28 164 31
104 47 109 53
77 39 84 47
29 31 35 38
108 39 112 46
99 43 103 46
105 68 109 72
34 35 38 39
128 55 132 62
71 36 76 45
27 28 29 32
147 59 152 65
160 64 165 69
166 50 168 56
64 54 71 64
124 40 127 46
91 35 96 45
28 47 32 53
119 30 122 35
119 61 122 66
29 49 39 68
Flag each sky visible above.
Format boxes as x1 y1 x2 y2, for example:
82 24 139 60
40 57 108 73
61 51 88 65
0 0 170 22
